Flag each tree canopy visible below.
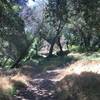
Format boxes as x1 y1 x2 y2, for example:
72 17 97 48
0 0 100 67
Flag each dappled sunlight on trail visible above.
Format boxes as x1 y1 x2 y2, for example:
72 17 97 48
67 60 100 75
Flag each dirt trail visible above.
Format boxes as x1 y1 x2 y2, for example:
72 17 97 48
12 60 100 100
14 68 68 100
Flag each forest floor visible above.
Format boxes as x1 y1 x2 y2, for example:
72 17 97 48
0 52 100 100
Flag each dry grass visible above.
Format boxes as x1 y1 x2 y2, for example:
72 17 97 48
0 69 31 100
11 73 30 85
0 76 13 91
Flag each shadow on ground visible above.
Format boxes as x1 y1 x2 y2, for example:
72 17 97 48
26 55 78 72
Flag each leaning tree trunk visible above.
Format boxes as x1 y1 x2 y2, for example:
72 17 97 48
48 38 56 57
48 36 63 56
11 39 34 68
57 37 63 52
11 46 29 68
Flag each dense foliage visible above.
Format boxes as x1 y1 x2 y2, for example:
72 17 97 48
0 0 30 68
0 0 100 68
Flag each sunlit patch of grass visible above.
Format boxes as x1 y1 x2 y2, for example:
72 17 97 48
0 76 13 91
0 71 31 100
82 52 100 60
68 52 100 61
11 73 30 85
0 76 15 100
69 45 80 52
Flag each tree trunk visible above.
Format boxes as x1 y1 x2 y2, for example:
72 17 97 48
11 55 23 68
11 46 29 68
57 37 63 52
47 21 65 57
48 39 56 56
11 40 33 68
